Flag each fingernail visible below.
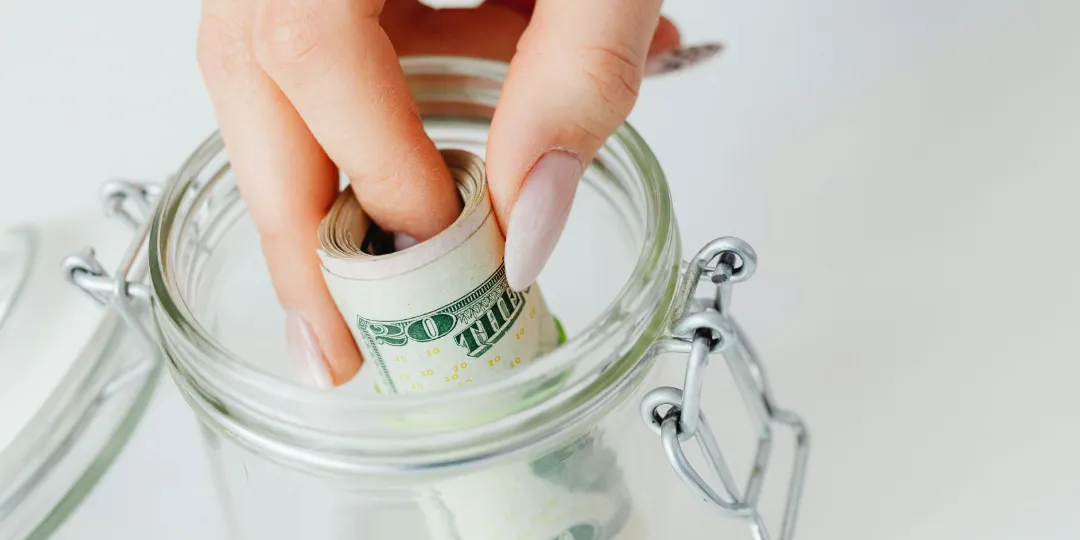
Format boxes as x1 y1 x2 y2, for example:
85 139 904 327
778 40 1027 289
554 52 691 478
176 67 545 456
394 233 419 252
285 310 333 389
645 43 724 77
504 150 583 291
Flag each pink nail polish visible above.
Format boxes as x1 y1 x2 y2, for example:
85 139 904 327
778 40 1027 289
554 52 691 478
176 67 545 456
504 150 583 291
645 43 724 77
285 310 333 389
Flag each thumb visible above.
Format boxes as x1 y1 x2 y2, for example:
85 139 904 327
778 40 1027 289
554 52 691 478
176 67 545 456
486 0 665 291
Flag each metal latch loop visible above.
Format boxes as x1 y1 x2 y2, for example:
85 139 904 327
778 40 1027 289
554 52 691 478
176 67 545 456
62 180 159 352
642 236 809 540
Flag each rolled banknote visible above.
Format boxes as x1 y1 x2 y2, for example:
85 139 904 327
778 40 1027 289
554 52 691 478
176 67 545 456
318 149 560 395
423 433 645 540
318 149 643 539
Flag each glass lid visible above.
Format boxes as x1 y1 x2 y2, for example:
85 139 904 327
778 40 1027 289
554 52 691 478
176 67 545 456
0 227 35 355
0 226 40 454
0 209 161 540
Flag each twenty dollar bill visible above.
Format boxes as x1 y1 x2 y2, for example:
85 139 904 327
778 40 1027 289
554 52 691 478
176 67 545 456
318 149 560 395
318 149 641 540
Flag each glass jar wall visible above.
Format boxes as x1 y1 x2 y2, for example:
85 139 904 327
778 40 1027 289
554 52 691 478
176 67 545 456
150 57 701 540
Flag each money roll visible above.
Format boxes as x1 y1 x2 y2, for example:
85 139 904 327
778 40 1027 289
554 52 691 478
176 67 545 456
318 149 560 395
319 150 642 540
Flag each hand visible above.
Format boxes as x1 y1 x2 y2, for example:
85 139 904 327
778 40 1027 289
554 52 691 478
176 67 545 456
196 0 720 387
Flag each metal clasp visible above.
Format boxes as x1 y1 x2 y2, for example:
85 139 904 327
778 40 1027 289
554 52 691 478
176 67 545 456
641 237 810 540
62 180 159 350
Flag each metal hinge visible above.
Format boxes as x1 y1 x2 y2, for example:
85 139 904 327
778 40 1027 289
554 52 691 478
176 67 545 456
642 237 809 540
62 180 159 349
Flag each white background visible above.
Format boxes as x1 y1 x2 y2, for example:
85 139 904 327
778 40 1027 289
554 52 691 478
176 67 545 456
3 0 1080 538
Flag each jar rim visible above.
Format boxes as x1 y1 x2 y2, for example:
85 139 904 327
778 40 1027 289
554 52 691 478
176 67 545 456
149 56 683 470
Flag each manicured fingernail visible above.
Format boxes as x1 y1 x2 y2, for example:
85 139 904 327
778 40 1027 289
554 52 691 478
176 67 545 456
394 233 419 252
645 43 724 77
285 310 333 389
504 150 583 291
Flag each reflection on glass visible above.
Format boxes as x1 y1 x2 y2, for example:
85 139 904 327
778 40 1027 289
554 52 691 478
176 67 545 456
0 226 36 334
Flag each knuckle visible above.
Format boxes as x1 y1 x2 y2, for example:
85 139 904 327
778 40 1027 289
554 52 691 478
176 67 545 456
196 14 255 85
566 118 606 149
252 0 324 68
579 45 643 119
362 152 412 192
352 138 430 199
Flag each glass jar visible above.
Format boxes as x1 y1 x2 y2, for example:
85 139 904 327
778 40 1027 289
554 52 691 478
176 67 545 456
68 57 808 540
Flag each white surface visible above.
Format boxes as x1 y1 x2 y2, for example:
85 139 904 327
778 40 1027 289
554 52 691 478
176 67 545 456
2 0 1079 539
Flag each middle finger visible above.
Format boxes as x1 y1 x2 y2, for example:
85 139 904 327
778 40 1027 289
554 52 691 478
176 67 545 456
252 0 462 241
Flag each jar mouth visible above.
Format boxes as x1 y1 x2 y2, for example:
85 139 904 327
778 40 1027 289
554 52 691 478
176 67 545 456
150 56 681 472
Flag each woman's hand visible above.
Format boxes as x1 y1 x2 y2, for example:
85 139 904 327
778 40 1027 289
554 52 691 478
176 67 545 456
195 0 719 387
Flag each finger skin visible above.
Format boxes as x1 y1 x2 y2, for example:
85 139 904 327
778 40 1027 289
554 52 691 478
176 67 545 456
383 2 529 60
486 0 678 53
385 3 677 62
194 0 678 384
197 0 362 383
485 0 666 228
252 0 461 241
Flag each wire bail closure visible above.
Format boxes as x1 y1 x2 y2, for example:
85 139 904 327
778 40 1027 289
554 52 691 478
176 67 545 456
62 180 159 352
641 237 810 540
